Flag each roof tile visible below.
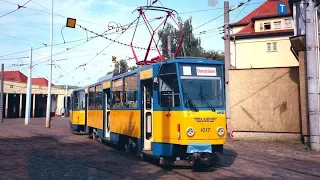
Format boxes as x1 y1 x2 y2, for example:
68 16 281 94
231 0 292 37
3 70 55 86
3 71 28 83
232 0 291 26
32 78 55 87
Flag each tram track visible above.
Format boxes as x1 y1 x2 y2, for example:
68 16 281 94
15 129 319 180
61 134 320 179
220 150 320 179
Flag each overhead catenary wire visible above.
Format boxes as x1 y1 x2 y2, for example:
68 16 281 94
2 17 144 67
52 52 145 85
0 33 48 45
51 17 141 83
0 15 164 59
195 0 258 36
0 0 31 19
77 24 157 51
231 0 251 23
192 0 252 31
179 0 265 15
1 0 261 86
1 0 166 30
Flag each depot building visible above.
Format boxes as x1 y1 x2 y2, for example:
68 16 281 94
1 70 73 118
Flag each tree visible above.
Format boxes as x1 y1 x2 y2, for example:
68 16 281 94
158 16 203 58
128 65 139 71
157 16 224 61
113 59 129 76
202 50 225 62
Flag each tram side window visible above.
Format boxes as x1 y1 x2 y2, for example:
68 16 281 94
88 86 95 109
158 64 180 107
74 92 79 110
112 78 123 108
124 74 138 108
80 91 86 109
79 91 86 110
95 84 103 109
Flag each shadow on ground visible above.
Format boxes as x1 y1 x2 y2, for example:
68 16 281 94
0 136 180 179
0 134 240 179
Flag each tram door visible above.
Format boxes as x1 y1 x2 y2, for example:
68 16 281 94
141 79 153 151
104 89 111 139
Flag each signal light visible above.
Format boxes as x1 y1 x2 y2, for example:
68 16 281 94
66 18 76 28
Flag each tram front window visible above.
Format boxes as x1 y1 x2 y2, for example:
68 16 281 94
181 77 224 109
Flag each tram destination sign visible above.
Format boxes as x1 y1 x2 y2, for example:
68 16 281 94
196 67 217 76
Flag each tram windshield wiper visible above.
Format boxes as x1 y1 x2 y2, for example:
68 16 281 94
199 85 216 112
183 93 199 112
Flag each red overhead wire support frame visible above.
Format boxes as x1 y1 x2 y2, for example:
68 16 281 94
131 6 184 66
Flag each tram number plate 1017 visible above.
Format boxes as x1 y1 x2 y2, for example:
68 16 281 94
200 128 210 132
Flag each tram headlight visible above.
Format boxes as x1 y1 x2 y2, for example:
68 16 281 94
217 128 225 136
186 127 195 137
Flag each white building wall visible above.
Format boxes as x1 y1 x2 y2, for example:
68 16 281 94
56 94 65 116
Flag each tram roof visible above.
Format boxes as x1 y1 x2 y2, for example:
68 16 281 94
82 57 224 88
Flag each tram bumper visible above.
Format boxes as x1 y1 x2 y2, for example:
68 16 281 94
187 143 216 166
159 144 214 167
186 143 212 154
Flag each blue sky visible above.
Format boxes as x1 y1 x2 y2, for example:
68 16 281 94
0 0 264 86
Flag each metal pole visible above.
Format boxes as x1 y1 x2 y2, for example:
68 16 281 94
118 62 120 73
64 85 68 117
0 64 4 122
293 2 298 35
45 0 54 128
25 48 32 125
224 0 231 123
168 34 172 59
300 0 307 35
306 0 320 151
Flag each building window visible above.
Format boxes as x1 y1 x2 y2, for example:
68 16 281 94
284 19 292 28
274 21 281 29
267 42 277 51
267 43 271 51
273 42 277 51
264 22 271 30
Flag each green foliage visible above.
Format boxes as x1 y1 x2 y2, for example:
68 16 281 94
158 17 202 57
128 65 139 71
157 16 224 61
113 59 129 75
111 61 140 76
202 50 225 62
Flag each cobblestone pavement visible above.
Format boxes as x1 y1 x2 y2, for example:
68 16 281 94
1 118 320 180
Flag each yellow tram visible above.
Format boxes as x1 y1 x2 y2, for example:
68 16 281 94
69 57 227 166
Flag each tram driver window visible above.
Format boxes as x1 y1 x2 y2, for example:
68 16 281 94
158 72 180 107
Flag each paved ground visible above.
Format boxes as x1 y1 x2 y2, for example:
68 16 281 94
0 118 320 180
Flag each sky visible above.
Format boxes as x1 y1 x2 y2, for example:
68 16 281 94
0 0 265 87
